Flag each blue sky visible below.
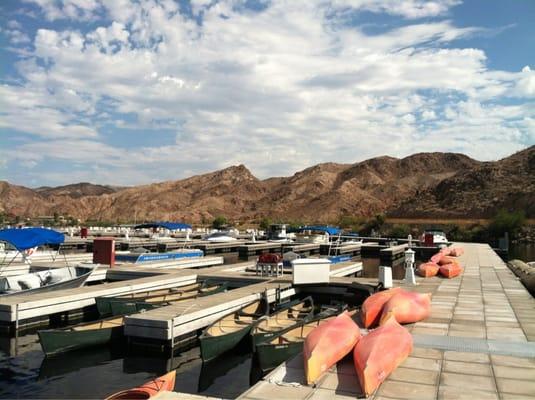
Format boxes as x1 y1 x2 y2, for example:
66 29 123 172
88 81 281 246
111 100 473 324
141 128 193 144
1 0 534 187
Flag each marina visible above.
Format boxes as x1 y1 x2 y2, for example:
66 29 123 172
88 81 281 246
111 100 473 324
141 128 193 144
0 230 534 399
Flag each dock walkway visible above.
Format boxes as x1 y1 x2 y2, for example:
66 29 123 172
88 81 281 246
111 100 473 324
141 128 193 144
238 243 535 399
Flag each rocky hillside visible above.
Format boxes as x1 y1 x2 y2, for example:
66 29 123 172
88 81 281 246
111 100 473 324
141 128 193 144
1 147 533 223
391 146 535 218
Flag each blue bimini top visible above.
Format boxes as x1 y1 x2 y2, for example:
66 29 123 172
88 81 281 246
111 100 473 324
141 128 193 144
134 222 192 230
0 227 65 251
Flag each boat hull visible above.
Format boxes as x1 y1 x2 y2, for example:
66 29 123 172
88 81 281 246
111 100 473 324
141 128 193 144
105 370 176 400
256 340 302 372
200 325 251 362
0 266 94 296
38 325 123 357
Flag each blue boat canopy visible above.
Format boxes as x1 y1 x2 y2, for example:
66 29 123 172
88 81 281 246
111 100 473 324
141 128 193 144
134 222 192 230
0 228 65 251
294 225 341 235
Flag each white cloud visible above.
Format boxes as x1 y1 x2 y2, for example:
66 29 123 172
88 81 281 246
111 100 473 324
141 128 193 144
2 0 534 185
23 0 103 21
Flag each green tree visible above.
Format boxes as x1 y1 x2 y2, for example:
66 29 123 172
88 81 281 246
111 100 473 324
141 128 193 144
488 209 526 239
259 217 272 230
388 224 411 238
212 215 228 229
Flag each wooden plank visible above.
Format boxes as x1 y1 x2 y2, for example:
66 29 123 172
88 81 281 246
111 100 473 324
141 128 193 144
0 272 198 322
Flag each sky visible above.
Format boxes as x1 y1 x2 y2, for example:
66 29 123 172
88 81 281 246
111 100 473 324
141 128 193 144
0 0 534 187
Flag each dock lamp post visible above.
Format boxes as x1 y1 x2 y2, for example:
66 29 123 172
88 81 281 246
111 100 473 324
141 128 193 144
404 248 416 285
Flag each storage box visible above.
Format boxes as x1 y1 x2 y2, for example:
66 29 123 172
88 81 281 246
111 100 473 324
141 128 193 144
291 258 331 285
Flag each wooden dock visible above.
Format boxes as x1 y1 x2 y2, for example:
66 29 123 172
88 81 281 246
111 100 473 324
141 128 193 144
0 269 198 324
238 243 535 400
124 279 295 343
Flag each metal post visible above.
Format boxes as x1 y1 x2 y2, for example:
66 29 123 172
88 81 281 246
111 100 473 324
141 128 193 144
403 248 416 285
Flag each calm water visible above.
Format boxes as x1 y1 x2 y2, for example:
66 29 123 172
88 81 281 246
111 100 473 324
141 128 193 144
0 255 425 399
0 335 256 399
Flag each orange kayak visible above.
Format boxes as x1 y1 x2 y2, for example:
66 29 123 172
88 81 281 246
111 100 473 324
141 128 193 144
380 291 431 325
354 312 413 397
105 370 176 399
360 287 402 328
439 261 463 278
431 253 456 265
304 311 361 384
417 262 439 278
439 247 452 256
449 247 464 257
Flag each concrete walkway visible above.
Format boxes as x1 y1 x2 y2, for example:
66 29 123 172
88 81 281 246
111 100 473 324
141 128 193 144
238 243 535 400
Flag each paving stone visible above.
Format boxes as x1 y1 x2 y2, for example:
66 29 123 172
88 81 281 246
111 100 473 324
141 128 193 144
493 365 535 380
496 378 535 396
319 371 360 394
378 381 437 400
244 381 314 400
500 394 535 400
437 386 498 400
444 351 490 364
448 329 486 338
490 354 535 368
443 360 493 376
388 367 438 385
401 356 441 372
411 347 443 360
306 388 362 400
440 372 496 392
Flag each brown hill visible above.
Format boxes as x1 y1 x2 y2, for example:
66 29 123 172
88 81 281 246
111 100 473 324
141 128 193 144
36 182 122 198
391 146 535 218
0 148 532 223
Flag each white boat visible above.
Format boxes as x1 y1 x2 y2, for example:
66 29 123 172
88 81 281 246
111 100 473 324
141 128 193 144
204 231 238 242
294 226 340 244
267 224 295 243
420 230 448 245
0 265 96 296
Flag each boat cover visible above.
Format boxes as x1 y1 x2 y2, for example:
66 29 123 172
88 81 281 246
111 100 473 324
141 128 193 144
0 228 65 251
293 225 341 235
134 222 192 230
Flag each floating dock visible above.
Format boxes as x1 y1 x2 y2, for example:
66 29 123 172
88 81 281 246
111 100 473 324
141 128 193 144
238 243 535 399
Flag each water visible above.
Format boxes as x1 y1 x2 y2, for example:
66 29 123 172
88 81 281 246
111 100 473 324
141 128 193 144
509 243 535 263
0 335 257 399
0 255 417 399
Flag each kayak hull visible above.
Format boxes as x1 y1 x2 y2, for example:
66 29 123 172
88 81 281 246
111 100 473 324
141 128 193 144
361 288 402 328
418 262 439 278
304 311 360 384
354 314 413 397
380 291 431 325
105 370 176 400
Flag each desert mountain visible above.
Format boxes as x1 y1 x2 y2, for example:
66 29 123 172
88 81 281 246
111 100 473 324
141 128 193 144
1 147 533 223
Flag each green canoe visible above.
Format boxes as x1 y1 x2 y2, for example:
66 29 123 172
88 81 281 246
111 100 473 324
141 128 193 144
96 281 226 317
255 308 346 372
250 296 314 349
38 315 125 357
199 298 268 362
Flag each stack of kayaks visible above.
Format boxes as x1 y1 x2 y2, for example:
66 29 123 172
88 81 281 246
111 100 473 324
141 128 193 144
300 287 432 396
96 280 227 317
105 370 176 399
417 246 464 279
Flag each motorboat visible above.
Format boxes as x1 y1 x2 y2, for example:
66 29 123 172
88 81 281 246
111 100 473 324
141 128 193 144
204 231 238 242
420 229 448 246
